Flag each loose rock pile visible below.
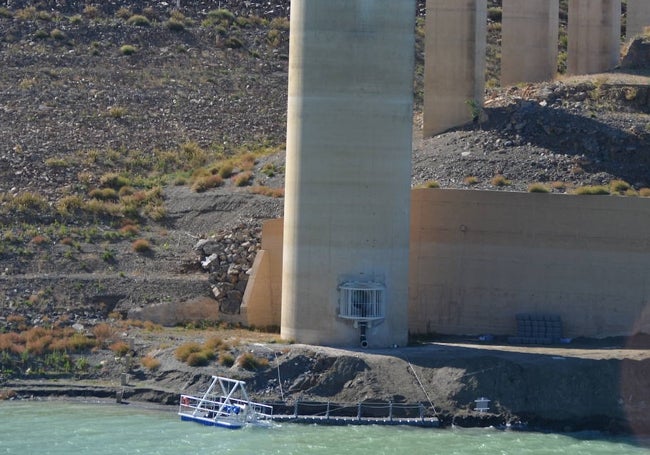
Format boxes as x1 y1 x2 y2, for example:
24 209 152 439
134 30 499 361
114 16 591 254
194 224 262 315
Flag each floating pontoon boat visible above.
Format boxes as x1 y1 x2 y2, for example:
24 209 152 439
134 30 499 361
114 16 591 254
178 376 273 429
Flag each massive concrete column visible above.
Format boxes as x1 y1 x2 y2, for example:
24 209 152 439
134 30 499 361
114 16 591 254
282 0 415 347
567 0 622 75
627 0 650 38
423 0 487 137
501 0 559 86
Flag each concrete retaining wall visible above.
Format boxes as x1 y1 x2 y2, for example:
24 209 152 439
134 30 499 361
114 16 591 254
243 190 650 340
409 189 650 338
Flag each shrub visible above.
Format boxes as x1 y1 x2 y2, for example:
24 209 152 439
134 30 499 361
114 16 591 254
224 36 244 49
610 179 631 193
261 163 279 177
573 185 610 195
83 5 99 19
92 323 115 345
56 196 84 215
65 333 97 352
174 342 202 362
34 29 49 39
109 341 130 357
191 175 223 192
120 45 137 56
236 352 269 371
88 188 119 201
640 188 650 197
15 7 37 21
143 321 162 332
108 106 127 118
249 186 284 198
218 162 234 178
421 180 440 189
463 176 479 185
45 157 68 167
238 153 257 170
119 224 139 236
269 17 290 30
0 7 13 18
141 355 161 371
207 9 235 23
491 175 511 187
144 203 166 221
50 29 66 40
204 336 227 351
30 235 49 245
166 18 186 31
100 172 130 189
186 350 214 367
126 15 150 27
9 192 48 213
132 238 152 253
182 141 208 168
218 352 235 367
26 335 53 355
527 183 550 193
115 7 132 19
266 29 282 47
487 7 502 22
233 171 254 187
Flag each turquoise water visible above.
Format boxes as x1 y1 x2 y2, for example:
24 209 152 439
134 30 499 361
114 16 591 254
1 401 649 454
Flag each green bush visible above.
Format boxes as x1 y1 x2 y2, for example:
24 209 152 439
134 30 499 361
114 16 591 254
174 342 202 362
233 171 253 187
207 9 235 23
218 352 235 367
120 45 137 55
224 36 244 49
166 18 185 31
236 352 269 371
573 185 610 195
610 179 631 193
126 15 150 27
491 175 511 187
528 183 550 193
487 7 502 22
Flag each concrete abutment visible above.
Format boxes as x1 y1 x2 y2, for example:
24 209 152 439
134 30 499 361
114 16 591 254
280 0 415 347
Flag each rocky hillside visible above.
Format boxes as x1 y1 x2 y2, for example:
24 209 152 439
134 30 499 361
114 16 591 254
1 1 649 436
1 0 649 326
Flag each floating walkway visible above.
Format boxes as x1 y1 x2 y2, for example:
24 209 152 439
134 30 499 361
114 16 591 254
270 401 440 428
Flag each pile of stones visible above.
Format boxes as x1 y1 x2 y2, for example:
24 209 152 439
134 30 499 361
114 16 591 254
193 224 262 315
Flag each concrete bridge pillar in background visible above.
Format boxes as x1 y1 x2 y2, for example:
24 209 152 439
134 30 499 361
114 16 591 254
501 0 559 86
281 0 415 347
567 0 622 75
423 0 487 137
626 0 650 38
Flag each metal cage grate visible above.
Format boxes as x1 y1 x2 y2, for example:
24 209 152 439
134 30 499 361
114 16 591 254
338 281 385 321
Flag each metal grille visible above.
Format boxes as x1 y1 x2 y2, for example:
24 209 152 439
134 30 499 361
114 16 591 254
338 281 385 321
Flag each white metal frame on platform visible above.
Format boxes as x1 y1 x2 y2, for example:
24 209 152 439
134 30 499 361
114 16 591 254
178 376 273 429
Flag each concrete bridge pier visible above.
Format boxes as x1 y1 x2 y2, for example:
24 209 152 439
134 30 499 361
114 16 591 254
423 0 487 137
627 0 650 38
281 0 415 347
501 0 559 86
567 0 622 75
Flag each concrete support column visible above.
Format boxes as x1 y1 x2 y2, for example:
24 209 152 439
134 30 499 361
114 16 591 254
501 0 559 86
282 0 415 347
567 0 622 75
627 0 650 38
423 0 487 137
